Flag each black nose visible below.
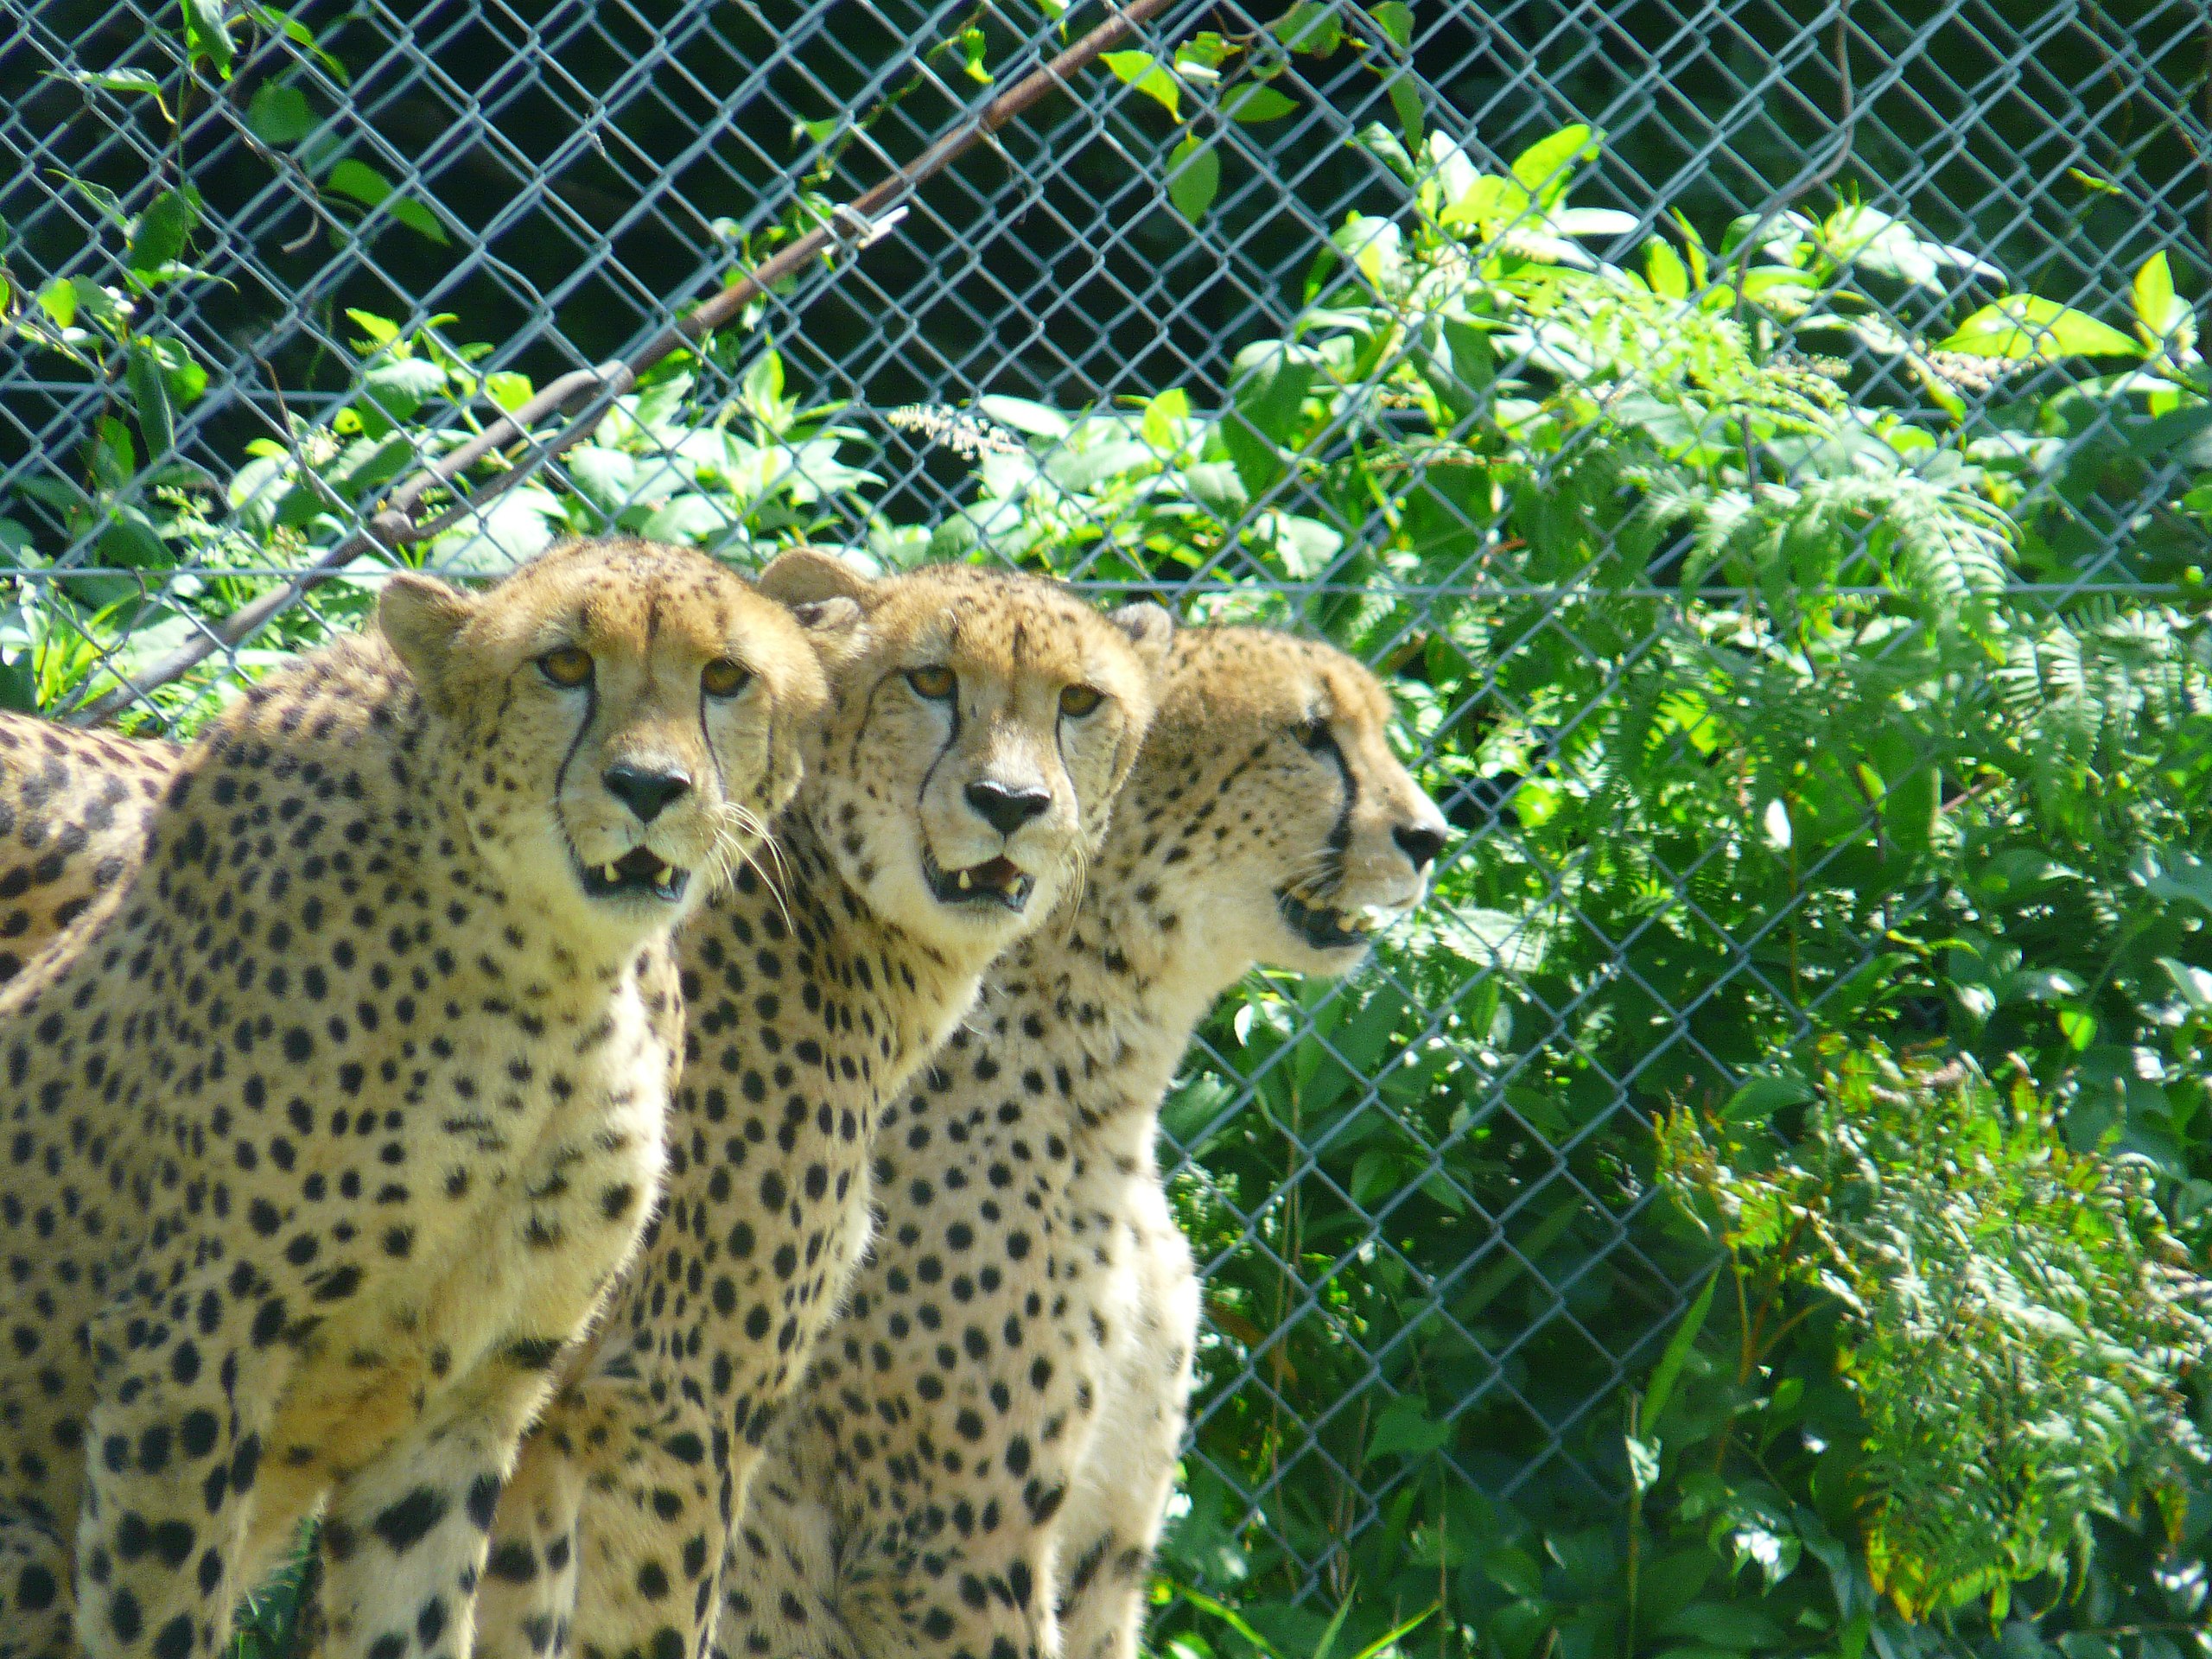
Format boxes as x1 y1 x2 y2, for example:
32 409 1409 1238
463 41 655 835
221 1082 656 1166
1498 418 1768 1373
1395 821 1447 871
965 779 1052 837
604 763 692 824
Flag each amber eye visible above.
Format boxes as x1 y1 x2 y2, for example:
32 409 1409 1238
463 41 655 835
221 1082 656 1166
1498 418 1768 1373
906 665 957 701
1295 715 1334 752
538 645 594 688
1058 683 1104 718
702 658 753 699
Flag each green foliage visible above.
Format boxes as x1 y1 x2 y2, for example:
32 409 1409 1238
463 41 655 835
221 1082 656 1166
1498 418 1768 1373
12 35 2212 1658
1661 1041 2212 1618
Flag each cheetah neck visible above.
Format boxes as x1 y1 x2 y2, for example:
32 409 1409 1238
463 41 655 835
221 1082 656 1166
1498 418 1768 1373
995 865 1255 1141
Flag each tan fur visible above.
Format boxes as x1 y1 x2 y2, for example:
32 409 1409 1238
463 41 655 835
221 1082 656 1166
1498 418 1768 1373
471 556 1173 1659
0 715 178 982
0 537 830 1659
714 627 1448 1659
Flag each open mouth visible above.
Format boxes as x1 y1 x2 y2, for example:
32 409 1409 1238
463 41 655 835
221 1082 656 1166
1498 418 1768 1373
1278 890 1390 952
580 846 691 904
924 851 1035 913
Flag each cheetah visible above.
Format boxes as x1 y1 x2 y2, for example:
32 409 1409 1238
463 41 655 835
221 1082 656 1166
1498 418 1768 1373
469 551 1174 1659
0 714 175 986
0 536 835 1659
715 625 1449 1659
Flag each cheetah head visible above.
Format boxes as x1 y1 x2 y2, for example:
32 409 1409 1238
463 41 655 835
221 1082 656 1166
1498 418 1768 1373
760 549 1172 954
379 537 830 942
1131 628 1449 976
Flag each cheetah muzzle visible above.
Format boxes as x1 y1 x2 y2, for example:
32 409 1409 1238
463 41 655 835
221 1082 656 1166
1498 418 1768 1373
923 849 1033 911
578 843 692 903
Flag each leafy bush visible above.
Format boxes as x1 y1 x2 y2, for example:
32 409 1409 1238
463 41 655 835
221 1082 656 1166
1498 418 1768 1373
1661 1041 2212 1619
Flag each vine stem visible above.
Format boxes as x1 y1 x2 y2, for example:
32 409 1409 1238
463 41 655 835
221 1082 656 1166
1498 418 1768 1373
70 0 1178 724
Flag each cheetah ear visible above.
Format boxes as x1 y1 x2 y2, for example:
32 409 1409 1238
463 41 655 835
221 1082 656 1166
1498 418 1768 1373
1107 601 1176 669
379 570 474 699
785 594 867 672
758 546 877 608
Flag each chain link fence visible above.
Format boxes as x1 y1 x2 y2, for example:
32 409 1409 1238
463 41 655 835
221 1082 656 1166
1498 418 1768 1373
3 0 2209 1633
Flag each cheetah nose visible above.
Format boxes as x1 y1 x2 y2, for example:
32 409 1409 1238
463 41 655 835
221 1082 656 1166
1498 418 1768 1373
964 779 1052 837
1394 817 1448 872
604 763 693 824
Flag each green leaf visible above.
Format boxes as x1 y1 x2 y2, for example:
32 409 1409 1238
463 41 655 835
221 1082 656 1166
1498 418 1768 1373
127 340 175 459
1643 1268 1716 1424
1385 74 1422 147
36 277 78 330
1269 2 1343 56
50 67 171 111
326 158 395 208
957 26 990 84
326 161 449 243
181 0 235 78
99 506 170 569
1345 1607 1439 1659
1221 84 1296 123
387 197 448 245
1366 1396 1452 1459
483 372 534 414
1220 340 1315 496
246 81 313 145
2133 250 2195 355
90 417 137 495
1509 123 1597 207
2161 957 2212 1012
343 308 401 347
1436 318 1494 414
1938 294 2144 361
1167 135 1219 223
1643 236 1688 299
127 188 199 276
976 397 1069 438
1351 122 1414 184
1100 52 1180 119
1370 0 1414 48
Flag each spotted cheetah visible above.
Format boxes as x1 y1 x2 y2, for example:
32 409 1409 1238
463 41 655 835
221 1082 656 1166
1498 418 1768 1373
0 537 834 1659
469 551 1173 1659
715 626 1448 1659
0 714 175 987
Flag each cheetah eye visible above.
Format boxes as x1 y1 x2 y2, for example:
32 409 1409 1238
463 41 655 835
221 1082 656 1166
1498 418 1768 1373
538 645 594 689
1058 683 1104 719
906 665 957 702
1294 715 1334 752
702 658 753 699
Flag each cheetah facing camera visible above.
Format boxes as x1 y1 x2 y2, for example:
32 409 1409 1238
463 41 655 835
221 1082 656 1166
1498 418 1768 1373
470 551 1173 1659
0 536 833 1659
718 626 1449 1659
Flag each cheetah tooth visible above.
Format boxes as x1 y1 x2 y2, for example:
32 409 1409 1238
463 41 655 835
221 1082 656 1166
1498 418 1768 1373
957 869 972 891
656 861 675 886
603 861 621 884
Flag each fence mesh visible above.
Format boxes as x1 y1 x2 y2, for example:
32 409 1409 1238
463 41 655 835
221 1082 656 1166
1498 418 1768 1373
3 0 2208 1622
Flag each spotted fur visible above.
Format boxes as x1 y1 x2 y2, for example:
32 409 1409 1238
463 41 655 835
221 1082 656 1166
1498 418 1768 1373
0 537 831 1659
715 627 1448 1659
469 551 1173 1659
0 715 177 986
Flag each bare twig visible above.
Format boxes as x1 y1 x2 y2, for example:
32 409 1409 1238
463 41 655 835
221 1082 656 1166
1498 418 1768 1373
72 0 1176 724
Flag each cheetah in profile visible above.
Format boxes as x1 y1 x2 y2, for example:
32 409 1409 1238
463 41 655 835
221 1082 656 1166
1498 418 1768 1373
470 551 1173 1659
0 537 834 1659
716 626 1448 1659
